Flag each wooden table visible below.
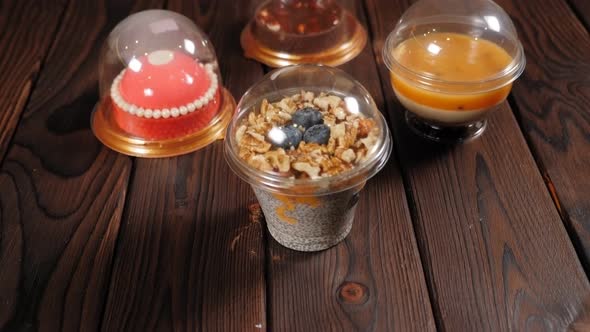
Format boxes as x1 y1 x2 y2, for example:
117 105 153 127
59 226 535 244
1 0 589 331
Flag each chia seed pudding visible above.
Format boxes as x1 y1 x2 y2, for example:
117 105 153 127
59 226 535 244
225 65 391 252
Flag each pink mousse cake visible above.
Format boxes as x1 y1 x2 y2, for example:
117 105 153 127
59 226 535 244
110 50 220 140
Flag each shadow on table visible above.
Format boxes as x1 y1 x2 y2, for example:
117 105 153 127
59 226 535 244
392 117 458 168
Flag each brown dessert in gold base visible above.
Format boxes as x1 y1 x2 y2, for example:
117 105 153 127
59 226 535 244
241 0 367 67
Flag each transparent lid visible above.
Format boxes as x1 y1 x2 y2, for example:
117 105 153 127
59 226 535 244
93 10 235 157
383 0 526 93
224 64 392 196
241 0 367 67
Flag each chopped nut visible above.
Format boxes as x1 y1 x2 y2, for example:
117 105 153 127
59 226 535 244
346 113 360 121
340 149 356 163
303 91 314 102
357 118 375 138
265 109 291 125
248 112 257 126
260 99 269 116
277 98 294 113
241 132 271 153
323 114 336 127
291 93 302 102
235 125 247 144
356 147 368 161
319 157 349 176
359 127 379 149
293 162 320 178
326 137 336 154
248 155 272 171
238 147 252 160
265 149 291 172
331 123 346 139
333 107 347 120
313 95 342 111
337 124 357 150
293 142 327 165
277 111 292 121
247 131 266 142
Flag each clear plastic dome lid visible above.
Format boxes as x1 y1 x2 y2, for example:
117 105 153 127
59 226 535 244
383 0 526 93
240 0 367 67
224 64 392 195
92 9 235 158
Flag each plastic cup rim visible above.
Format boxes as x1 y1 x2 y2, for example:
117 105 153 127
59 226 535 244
224 65 393 196
382 20 527 94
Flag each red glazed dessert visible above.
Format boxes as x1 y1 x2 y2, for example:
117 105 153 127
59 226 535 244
110 50 220 140
92 9 236 158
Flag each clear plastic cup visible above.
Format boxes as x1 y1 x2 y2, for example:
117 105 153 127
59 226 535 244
224 65 392 251
383 0 526 143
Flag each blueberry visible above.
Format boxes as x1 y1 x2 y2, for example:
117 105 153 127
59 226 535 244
292 107 323 129
267 125 302 149
303 124 331 145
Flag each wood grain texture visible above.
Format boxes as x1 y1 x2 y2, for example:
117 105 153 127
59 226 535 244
0 0 68 164
494 0 590 268
569 0 590 28
365 0 590 330
267 1 435 331
100 1 268 331
0 0 160 331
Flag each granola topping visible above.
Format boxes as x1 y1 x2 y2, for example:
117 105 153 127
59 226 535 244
236 91 380 179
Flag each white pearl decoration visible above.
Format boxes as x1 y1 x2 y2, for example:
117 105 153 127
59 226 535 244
110 64 219 119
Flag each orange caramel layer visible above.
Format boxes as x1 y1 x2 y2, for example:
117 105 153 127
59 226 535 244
391 74 511 111
390 32 514 111
273 194 321 224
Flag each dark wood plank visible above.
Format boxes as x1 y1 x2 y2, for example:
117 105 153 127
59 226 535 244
100 1 268 331
569 0 590 28
494 0 590 267
365 0 590 330
266 1 436 331
0 0 161 331
0 0 68 164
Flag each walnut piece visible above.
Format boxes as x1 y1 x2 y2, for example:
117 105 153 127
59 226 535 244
248 155 272 172
337 124 358 150
319 157 350 176
303 91 315 102
313 95 342 111
264 149 291 173
293 162 321 179
333 107 347 120
235 125 247 144
357 118 375 138
340 149 356 163
331 123 346 139
241 132 271 153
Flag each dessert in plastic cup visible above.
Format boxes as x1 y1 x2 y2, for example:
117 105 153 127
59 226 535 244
224 65 392 252
383 0 526 143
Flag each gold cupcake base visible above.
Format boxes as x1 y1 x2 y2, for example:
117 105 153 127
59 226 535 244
241 12 367 68
91 88 236 158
